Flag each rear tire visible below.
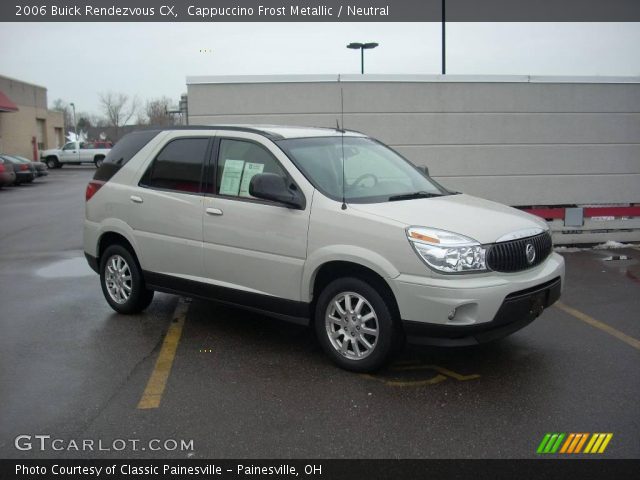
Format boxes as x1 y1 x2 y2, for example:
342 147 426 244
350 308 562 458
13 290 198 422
99 244 154 314
314 277 398 372
94 156 104 168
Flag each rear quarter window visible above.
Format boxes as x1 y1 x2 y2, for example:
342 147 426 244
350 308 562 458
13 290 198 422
93 130 160 182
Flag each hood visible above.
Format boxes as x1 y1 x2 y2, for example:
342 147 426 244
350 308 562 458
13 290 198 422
349 193 548 244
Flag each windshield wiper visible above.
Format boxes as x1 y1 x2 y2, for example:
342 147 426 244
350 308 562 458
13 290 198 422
388 191 443 201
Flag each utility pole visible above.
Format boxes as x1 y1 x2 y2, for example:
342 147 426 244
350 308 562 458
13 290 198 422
442 0 446 75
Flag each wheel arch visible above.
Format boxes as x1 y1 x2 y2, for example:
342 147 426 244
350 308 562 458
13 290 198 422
97 231 139 266
302 246 399 302
308 260 401 324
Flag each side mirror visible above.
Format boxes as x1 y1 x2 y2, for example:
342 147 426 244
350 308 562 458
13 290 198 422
249 173 305 210
417 165 429 176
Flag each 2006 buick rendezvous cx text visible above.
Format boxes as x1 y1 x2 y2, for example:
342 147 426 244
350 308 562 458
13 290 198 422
83 125 564 372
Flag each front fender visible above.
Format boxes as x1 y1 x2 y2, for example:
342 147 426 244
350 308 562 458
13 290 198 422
301 245 400 302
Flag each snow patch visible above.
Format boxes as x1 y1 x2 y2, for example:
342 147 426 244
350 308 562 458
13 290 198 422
554 246 586 253
593 240 636 250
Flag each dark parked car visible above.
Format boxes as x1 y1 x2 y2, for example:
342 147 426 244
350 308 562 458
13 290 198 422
0 157 17 187
10 155 48 177
0 155 36 184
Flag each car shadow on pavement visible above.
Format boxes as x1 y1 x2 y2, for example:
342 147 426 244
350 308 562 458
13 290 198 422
183 297 550 385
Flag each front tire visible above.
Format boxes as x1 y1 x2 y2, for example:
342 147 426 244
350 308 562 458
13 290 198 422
99 245 154 314
46 157 60 169
314 277 398 372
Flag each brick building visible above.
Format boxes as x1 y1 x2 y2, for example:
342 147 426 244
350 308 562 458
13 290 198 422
0 74 65 159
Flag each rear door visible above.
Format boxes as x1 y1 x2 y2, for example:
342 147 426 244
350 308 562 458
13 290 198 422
127 133 212 279
202 133 311 302
79 142 94 162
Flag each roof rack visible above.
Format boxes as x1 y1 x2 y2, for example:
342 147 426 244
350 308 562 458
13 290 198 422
133 125 285 140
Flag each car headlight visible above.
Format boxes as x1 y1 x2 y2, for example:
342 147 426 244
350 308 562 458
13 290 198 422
406 227 488 273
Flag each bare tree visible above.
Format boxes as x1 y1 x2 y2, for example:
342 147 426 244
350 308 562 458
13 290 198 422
98 92 139 140
144 96 175 126
77 112 94 131
51 98 74 133
77 112 108 130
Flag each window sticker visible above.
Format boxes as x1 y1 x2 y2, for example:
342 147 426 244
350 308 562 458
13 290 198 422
219 159 245 195
239 162 265 197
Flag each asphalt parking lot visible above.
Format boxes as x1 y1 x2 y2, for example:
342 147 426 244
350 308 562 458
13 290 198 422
1 168 638 459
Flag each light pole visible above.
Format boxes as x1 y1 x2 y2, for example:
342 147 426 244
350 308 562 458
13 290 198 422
442 0 446 74
69 102 78 138
347 42 379 74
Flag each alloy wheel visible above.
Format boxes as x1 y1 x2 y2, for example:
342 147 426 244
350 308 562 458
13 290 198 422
104 254 132 304
325 291 379 360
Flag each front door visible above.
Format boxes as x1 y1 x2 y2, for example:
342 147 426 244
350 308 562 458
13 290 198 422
60 142 79 162
202 136 310 303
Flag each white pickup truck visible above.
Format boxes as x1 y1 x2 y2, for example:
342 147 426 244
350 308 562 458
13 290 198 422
41 141 112 169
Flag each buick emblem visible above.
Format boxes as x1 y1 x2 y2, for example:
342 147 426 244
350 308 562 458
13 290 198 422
525 243 536 264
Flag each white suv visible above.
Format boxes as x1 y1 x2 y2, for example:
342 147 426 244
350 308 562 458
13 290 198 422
84 125 564 371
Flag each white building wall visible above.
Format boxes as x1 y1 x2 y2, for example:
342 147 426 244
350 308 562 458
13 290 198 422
187 75 640 243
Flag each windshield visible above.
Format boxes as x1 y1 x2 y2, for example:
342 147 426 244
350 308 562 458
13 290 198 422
276 136 449 203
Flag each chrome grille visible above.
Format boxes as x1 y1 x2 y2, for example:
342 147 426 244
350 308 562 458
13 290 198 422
486 232 553 273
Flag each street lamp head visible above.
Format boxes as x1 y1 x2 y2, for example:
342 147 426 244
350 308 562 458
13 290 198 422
347 42 378 50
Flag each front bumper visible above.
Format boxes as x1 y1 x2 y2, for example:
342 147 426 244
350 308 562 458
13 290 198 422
389 252 565 346
403 276 561 346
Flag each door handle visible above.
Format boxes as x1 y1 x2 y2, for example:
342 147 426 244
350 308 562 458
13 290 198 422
130 195 143 204
205 207 223 216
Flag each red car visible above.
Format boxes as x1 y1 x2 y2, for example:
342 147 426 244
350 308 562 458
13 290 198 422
0 156 17 187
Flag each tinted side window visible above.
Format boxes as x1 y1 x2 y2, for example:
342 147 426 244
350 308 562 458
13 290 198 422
93 130 159 182
142 138 209 193
216 139 286 198
62 143 76 150
103 131 159 166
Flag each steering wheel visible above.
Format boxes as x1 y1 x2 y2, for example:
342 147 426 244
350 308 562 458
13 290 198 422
351 173 379 189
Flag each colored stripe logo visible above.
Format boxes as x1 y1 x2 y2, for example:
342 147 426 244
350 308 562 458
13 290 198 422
537 433 613 454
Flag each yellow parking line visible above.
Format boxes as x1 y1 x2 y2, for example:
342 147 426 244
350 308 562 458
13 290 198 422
137 298 189 409
555 301 640 351
392 364 481 381
362 364 480 387
361 373 447 387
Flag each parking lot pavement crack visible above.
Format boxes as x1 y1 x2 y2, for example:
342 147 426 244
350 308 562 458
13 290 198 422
69 316 172 437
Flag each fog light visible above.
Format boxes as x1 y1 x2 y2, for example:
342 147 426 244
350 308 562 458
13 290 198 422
448 308 457 320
